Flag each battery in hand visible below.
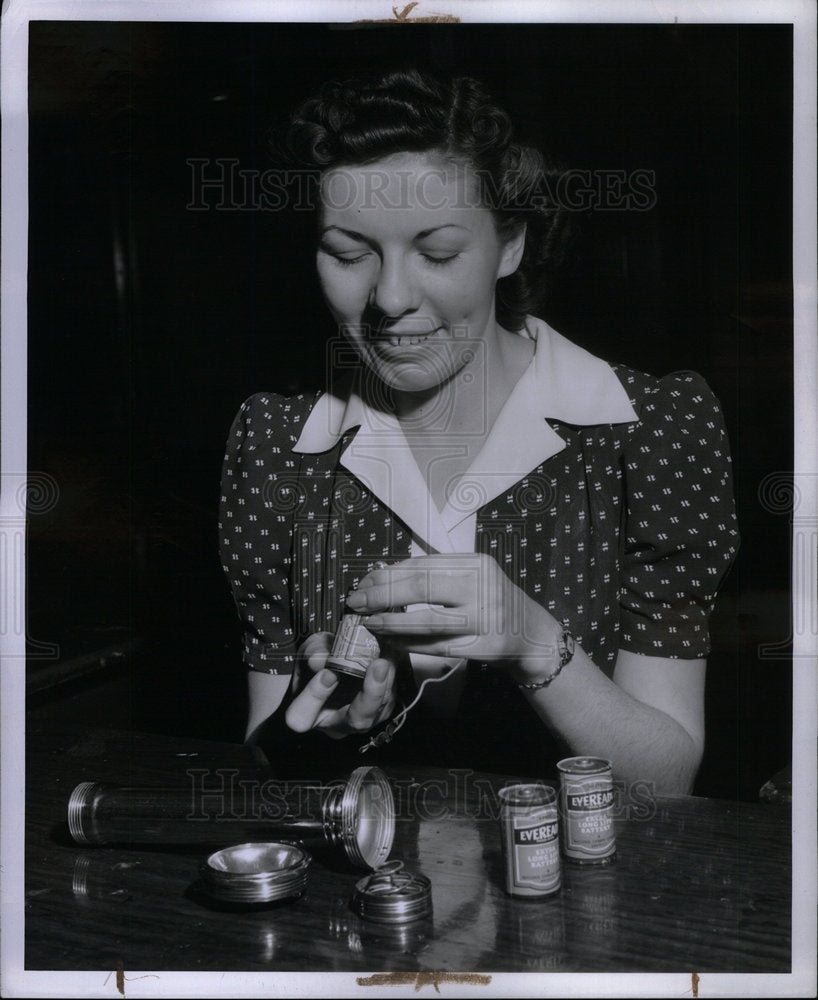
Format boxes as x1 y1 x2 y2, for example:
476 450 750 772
326 613 380 681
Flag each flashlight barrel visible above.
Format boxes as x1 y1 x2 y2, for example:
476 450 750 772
67 766 394 869
68 782 323 845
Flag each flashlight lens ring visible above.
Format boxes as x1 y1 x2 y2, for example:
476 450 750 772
339 766 395 869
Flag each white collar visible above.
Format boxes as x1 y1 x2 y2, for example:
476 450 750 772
293 318 638 551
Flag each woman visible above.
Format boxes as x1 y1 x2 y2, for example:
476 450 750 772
219 70 739 793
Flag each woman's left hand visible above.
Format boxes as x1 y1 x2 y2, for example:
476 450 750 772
284 632 399 740
346 554 562 676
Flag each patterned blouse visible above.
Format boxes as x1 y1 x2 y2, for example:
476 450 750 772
219 319 739 777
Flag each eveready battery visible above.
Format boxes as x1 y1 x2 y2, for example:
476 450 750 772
499 783 561 897
557 756 616 865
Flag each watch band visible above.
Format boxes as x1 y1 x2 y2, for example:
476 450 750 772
515 626 576 690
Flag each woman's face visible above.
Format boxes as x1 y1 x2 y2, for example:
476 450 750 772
316 151 523 395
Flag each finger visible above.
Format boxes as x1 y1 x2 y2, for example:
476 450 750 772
347 569 476 613
285 668 340 733
359 553 484 586
301 631 333 656
359 557 484 586
356 564 416 589
345 658 395 733
363 607 471 635
395 635 488 659
306 645 331 674
293 633 333 688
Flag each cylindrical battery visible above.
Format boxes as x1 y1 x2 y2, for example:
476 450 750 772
326 613 380 679
499 783 561 897
327 561 392 682
557 756 616 865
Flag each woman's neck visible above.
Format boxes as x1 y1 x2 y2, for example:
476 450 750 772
392 326 534 437
392 326 535 511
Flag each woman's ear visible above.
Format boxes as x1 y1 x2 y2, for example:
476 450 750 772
497 222 527 279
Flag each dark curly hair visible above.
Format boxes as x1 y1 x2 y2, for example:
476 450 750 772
281 69 570 332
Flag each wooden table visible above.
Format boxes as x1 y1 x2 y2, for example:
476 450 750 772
25 726 791 973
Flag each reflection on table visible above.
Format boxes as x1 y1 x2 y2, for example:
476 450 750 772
25 726 791 973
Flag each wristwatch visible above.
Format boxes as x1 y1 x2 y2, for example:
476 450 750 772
515 626 576 690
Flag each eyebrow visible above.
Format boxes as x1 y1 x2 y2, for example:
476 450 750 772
321 224 470 244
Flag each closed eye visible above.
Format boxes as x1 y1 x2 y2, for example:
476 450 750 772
321 249 372 267
421 253 461 266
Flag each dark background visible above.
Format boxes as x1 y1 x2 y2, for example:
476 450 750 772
26 21 793 800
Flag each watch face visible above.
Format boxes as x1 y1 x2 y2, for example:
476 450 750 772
559 628 576 666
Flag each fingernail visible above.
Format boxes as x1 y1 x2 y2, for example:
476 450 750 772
372 661 388 682
346 591 367 610
357 576 375 590
366 616 383 630
320 670 338 687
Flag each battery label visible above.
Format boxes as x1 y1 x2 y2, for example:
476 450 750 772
506 807 561 892
567 789 615 811
561 778 616 859
327 615 379 674
514 821 559 844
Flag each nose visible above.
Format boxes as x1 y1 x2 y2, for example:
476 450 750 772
370 253 418 318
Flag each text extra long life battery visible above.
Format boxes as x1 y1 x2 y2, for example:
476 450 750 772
499 783 561 897
557 756 616 865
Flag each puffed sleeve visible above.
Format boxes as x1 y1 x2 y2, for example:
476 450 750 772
218 392 310 674
618 371 739 658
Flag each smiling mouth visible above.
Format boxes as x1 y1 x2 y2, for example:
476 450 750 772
378 324 442 347
384 332 437 347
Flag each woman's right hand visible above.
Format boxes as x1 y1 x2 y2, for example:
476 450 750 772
284 632 398 739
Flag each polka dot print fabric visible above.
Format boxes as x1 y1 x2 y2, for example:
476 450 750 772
219 367 739 677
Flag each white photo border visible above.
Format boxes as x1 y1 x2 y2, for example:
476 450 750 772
2 1 815 997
